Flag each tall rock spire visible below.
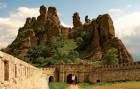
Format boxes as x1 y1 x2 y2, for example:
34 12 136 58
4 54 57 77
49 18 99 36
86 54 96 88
73 12 82 28
37 5 47 25
46 7 61 39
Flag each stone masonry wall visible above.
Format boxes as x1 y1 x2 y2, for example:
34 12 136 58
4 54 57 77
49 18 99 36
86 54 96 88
53 63 140 83
0 51 49 89
58 64 92 82
43 67 57 82
89 62 140 83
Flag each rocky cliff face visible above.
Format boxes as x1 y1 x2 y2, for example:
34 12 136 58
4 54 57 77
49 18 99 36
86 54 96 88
82 14 133 63
4 5 133 63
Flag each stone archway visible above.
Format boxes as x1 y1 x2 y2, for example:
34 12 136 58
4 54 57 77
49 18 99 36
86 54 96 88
49 76 54 82
67 74 77 84
96 80 100 83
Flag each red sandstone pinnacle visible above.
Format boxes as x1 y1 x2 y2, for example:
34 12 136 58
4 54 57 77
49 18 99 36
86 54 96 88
73 12 82 28
45 6 61 39
37 5 47 25
39 5 47 16
47 6 61 25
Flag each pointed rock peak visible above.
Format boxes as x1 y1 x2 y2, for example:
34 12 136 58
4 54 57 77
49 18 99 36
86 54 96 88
48 7 57 16
73 12 79 16
47 6 60 26
73 12 82 28
39 5 47 15
85 15 91 23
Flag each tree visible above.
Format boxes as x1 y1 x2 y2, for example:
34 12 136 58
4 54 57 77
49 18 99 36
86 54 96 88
48 35 80 64
104 48 119 65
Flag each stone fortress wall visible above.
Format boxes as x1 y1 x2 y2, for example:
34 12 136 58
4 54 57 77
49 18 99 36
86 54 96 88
0 51 49 89
89 62 140 83
51 62 140 84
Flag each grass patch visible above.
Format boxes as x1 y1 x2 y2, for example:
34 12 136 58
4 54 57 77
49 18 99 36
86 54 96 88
79 81 140 89
49 82 69 89
79 82 95 89
79 82 110 89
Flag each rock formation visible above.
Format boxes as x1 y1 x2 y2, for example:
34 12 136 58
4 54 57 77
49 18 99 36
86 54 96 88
4 5 133 63
73 12 82 28
81 14 133 63
85 15 91 24
46 7 61 39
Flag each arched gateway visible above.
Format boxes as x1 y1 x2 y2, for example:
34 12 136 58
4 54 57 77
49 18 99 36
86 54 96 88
67 74 77 84
49 76 54 82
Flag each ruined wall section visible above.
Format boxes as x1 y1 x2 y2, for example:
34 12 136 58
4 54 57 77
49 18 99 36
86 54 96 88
43 67 57 82
0 51 48 89
58 64 93 82
89 62 140 83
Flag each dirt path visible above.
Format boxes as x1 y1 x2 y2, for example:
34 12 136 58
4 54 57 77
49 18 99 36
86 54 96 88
68 84 80 89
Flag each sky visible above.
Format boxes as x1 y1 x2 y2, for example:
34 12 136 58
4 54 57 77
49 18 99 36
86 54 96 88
0 0 140 61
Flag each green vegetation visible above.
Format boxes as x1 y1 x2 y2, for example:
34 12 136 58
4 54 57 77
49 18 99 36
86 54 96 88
2 36 119 67
45 36 80 65
18 28 33 38
49 82 69 89
79 83 95 89
103 48 119 65
76 31 92 50
79 82 112 89
90 61 103 67
78 50 90 59
79 81 140 89
22 35 80 67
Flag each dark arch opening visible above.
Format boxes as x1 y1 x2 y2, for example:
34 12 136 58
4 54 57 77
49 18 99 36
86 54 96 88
96 80 100 83
67 74 77 84
49 76 54 82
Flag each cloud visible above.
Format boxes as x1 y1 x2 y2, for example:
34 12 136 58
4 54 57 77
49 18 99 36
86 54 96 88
108 5 140 60
0 2 7 9
0 7 39 48
61 21 72 27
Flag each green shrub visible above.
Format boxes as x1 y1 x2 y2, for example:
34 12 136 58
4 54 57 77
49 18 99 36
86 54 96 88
103 48 119 65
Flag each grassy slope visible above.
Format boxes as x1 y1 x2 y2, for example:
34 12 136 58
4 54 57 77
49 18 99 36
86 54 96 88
79 81 140 89
49 82 69 89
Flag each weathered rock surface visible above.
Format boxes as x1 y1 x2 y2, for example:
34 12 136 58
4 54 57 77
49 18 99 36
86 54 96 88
46 7 61 39
82 14 133 63
4 5 62 57
73 12 82 28
4 5 133 63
